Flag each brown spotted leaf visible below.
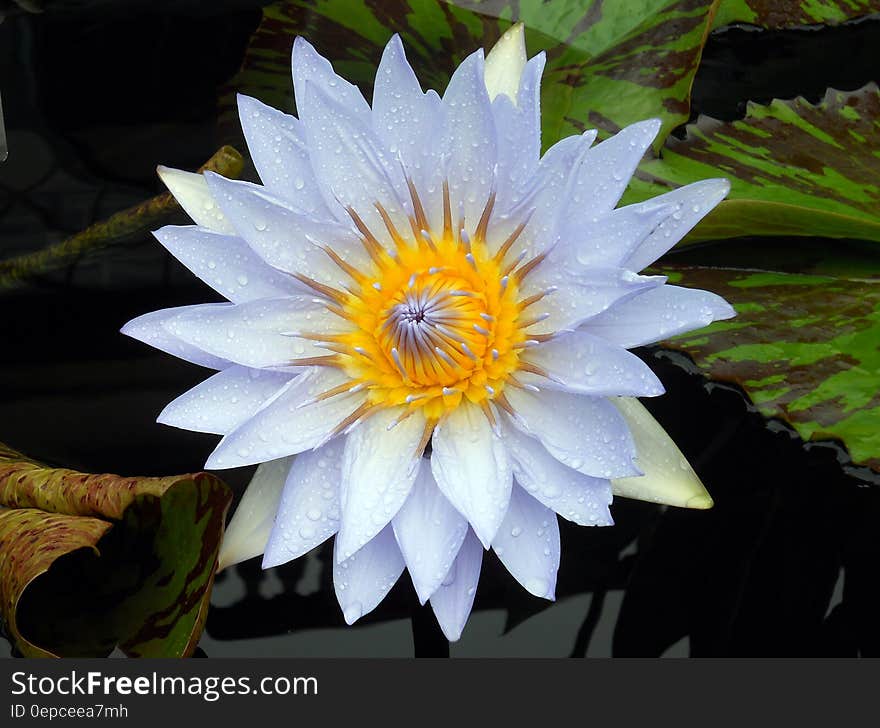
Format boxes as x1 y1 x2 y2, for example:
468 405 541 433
219 0 720 148
627 84 880 243
657 265 880 472
713 0 880 29
0 445 232 657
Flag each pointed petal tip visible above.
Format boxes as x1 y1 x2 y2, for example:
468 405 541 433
342 603 363 625
484 22 526 101
203 451 226 471
722 304 737 320
686 491 714 509
334 531 360 565
439 624 462 642
292 35 312 56
261 549 288 570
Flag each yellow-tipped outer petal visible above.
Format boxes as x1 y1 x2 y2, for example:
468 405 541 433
610 397 714 509
157 165 234 234
484 22 527 102
217 456 292 571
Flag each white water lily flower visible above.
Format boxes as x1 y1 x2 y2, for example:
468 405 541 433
123 24 734 640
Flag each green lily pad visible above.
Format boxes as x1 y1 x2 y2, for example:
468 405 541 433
627 84 880 244
0 445 232 657
713 0 880 29
657 266 880 472
219 0 719 147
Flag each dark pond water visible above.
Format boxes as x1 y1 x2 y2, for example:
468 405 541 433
1 1 879 657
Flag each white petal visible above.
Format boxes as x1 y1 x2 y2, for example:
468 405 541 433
300 79 409 239
442 50 497 229
561 119 661 217
429 529 483 641
157 166 234 234
218 456 293 571
610 397 713 509
500 418 613 526
492 485 559 600
584 284 736 348
492 53 544 211
524 267 665 336
161 297 348 369
490 129 596 257
336 407 426 562
522 329 665 397
292 36 371 126
372 35 445 232
205 367 365 469
157 366 293 435
430 400 513 548
392 460 469 604
333 525 405 625
505 388 639 479
624 178 731 272
236 94 329 215
263 438 345 568
484 23 527 102
120 307 228 370
554 201 676 269
204 172 370 286
154 225 297 303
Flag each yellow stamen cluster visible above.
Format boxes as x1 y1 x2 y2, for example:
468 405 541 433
290 180 552 431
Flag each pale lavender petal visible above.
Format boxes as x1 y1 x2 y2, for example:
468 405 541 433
158 365 293 435
584 284 736 348
237 94 330 215
154 225 297 303
205 368 365 469
442 50 497 230
121 307 228 370
522 266 665 336
490 130 597 259
624 178 731 272
501 419 614 526
392 460 469 604
204 172 370 286
160 297 349 369
560 118 661 219
263 438 345 568
336 407 426 562
492 485 560 600
492 53 544 212
521 329 665 397
372 34 444 229
429 529 483 642
430 400 513 548
333 525 405 625
291 36 371 125
553 202 675 269
300 80 409 241
504 388 639 479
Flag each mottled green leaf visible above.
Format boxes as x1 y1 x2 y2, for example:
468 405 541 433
658 266 880 472
0 445 232 657
219 0 720 148
713 0 880 29
627 84 880 243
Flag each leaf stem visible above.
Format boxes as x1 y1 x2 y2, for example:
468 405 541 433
0 145 244 290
